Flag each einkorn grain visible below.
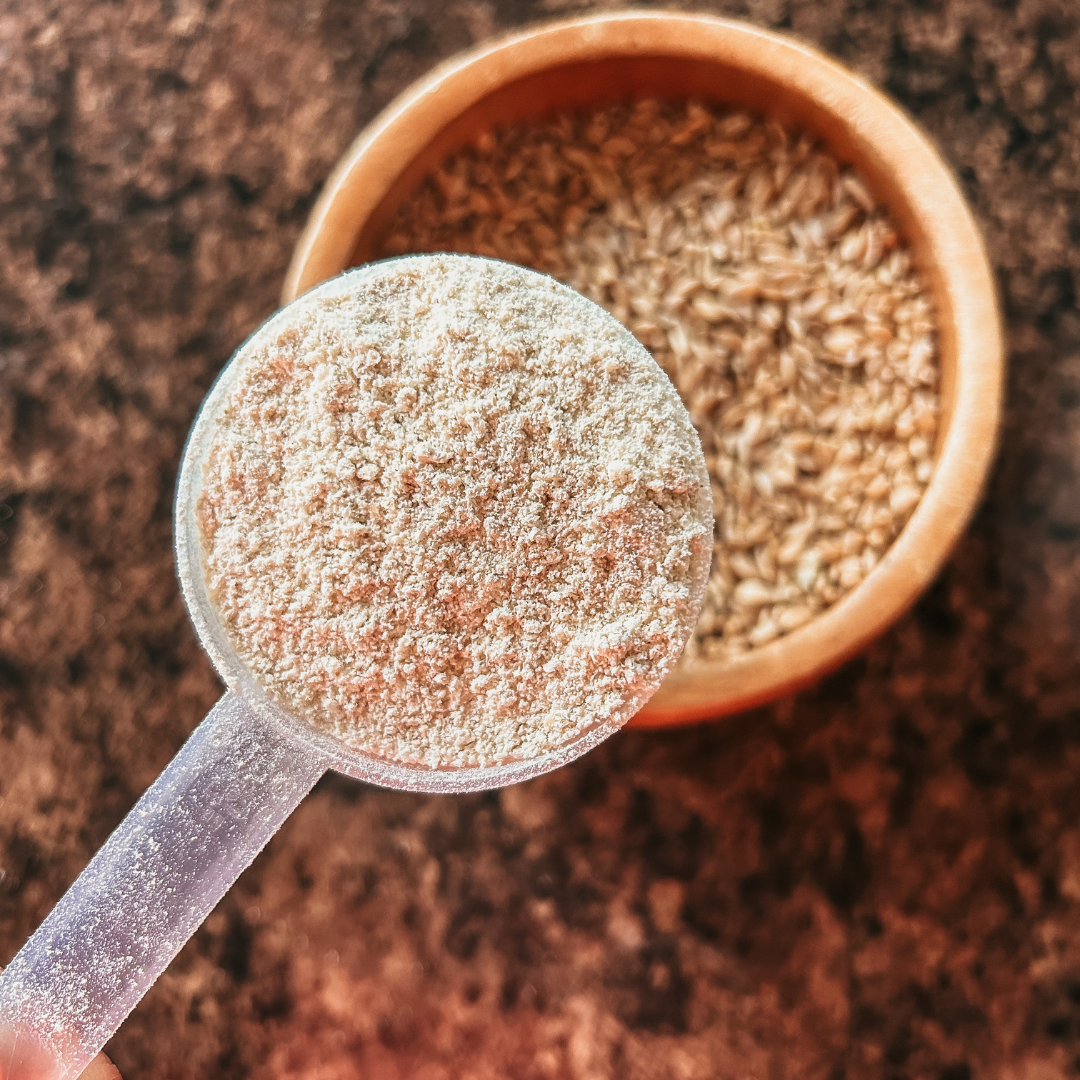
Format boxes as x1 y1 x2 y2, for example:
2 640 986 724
383 101 941 663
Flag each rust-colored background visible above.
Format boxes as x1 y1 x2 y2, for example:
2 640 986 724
2 0 1079 1077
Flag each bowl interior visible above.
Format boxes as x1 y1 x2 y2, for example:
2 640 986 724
348 53 957 448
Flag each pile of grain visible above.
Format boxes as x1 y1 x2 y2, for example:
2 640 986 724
383 100 940 662
197 255 712 767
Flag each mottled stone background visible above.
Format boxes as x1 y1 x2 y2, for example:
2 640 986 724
1 0 1079 1077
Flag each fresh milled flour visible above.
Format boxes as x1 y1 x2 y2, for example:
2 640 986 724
196 255 712 768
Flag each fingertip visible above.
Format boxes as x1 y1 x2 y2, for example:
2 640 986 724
77 1053 121 1080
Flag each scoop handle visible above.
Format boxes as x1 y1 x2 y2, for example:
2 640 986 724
0 692 328 1080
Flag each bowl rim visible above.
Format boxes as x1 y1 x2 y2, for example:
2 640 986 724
283 10 1004 728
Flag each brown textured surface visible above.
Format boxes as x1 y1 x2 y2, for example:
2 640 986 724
0 1 1078 1078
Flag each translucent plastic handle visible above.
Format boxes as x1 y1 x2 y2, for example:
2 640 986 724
0 693 327 1080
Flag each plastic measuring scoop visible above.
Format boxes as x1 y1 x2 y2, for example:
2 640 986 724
0 257 711 1080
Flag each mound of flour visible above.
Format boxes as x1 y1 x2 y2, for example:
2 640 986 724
197 255 712 768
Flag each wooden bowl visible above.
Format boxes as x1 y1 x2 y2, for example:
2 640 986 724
283 11 1003 729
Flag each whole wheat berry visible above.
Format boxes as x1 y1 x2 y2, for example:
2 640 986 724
383 100 941 663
